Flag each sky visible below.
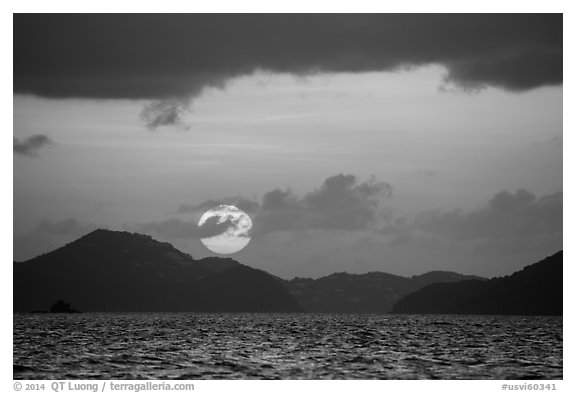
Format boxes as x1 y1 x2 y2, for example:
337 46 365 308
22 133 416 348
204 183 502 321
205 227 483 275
13 14 563 279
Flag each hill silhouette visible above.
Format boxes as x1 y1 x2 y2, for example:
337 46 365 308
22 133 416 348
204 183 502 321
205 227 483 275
282 271 484 313
14 229 302 312
15 229 559 315
391 251 562 315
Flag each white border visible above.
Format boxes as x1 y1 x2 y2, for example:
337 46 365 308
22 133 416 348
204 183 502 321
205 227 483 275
4 3 572 390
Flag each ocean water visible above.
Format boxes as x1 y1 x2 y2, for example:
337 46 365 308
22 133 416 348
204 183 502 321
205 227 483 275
13 313 562 380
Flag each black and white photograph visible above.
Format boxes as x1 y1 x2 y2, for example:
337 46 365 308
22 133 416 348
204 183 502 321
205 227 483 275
12 11 564 383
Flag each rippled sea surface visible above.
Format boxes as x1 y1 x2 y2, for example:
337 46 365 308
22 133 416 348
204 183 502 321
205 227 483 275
14 313 562 379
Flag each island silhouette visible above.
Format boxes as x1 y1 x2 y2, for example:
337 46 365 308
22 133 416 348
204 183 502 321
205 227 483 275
14 229 562 315
392 251 562 315
49 299 80 313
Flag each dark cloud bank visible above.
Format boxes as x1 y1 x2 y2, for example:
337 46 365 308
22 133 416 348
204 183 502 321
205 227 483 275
133 174 393 238
133 175 561 258
412 189 562 240
13 134 52 156
15 14 561 100
16 178 561 263
384 189 562 257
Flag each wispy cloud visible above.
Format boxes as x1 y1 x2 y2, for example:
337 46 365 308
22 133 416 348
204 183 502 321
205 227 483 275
14 134 53 156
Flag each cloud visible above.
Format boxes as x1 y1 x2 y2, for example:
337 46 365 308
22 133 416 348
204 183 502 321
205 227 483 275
128 174 391 240
13 134 53 156
412 189 562 239
14 14 562 103
373 189 562 261
174 174 393 237
127 180 562 260
178 197 259 215
255 174 393 234
125 214 236 240
140 97 192 130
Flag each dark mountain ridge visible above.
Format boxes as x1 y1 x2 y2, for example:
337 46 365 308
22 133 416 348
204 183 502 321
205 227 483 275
281 269 485 313
15 229 559 315
14 229 302 312
391 251 562 316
